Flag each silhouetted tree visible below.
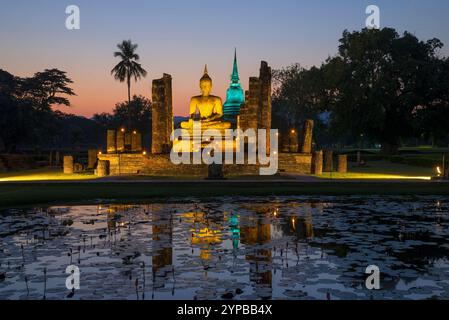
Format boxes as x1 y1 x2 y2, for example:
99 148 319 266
0 68 76 151
111 40 147 107
323 28 448 154
93 95 152 136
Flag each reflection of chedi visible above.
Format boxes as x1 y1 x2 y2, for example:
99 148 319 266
181 65 231 130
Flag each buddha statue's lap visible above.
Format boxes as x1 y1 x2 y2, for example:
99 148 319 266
181 65 231 131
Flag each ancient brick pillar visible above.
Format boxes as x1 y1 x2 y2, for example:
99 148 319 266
312 151 323 175
116 130 125 153
97 160 110 177
152 74 173 154
107 130 116 154
132 132 142 152
87 149 98 169
300 120 314 154
259 61 272 154
337 155 348 173
124 133 132 151
323 150 333 172
240 77 260 132
289 129 299 153
63 156 74 174
280 132 290 153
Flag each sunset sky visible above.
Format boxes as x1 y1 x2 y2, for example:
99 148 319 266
1 0 449 117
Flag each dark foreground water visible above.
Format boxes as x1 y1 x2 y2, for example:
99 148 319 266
0 196 448 300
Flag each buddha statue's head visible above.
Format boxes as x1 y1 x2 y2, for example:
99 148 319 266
200 65 212 97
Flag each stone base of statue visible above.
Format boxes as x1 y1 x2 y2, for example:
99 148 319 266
175 120 237 153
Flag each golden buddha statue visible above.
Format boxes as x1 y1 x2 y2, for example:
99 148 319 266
181 65 231 131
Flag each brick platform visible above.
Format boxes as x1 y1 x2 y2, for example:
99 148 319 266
99 152 312 177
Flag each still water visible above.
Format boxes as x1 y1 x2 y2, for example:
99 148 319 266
0 196 448 300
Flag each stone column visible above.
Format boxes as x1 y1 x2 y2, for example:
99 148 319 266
289 129 299 153
323 150 333 172
97 160 110 177
300 120 314 154
337 155 348 173
312 151 323 175
259 61 272 154
131 132 142 152
240 78 260 132
124 133 132 151
280 132 290 153
63 156 74 174
107 130 116 154
87 149 98 169
116 130 125 153
152 74 173 154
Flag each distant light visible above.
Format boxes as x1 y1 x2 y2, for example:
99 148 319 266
142 151 147 155
121 128 125 133
98 151 102 155
133 130 137 135
436 166 442 177
291 129 296 134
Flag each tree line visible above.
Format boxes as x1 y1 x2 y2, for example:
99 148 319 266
0 40 150 152
273 28 449 154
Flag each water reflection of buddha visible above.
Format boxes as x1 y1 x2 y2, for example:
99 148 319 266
181 66 231 131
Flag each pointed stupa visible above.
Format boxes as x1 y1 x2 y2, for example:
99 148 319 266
231 49 240 83
223 49 245 118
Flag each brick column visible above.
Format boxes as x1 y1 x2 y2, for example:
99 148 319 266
152 74 173 154
300 120 314 154
312 151 323 175
107 130 116 154
97 160 110 177
337 155 348 173
324 150 334 172
63 156 74 174
116 130 125 153
87 149 98 169
132 132 142 152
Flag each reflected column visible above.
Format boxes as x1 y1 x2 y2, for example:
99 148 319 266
241 213 272 300
152 210 173 291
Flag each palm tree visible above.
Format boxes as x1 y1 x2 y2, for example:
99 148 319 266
111 40 147 105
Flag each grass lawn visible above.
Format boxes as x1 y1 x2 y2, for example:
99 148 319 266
316 161 434 180
0 168 98 182
1 181 448 209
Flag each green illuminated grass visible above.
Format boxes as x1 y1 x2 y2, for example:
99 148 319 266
315 161 434 180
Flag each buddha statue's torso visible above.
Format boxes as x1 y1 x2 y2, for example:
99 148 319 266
181 66 231 130
190 95 223 120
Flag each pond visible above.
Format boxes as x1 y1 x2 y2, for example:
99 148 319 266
0 196 448 300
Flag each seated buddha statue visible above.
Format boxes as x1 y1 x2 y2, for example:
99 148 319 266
181 65 231 131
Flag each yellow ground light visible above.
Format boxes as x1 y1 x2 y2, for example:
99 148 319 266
0 169 97 182
316 172 431 180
